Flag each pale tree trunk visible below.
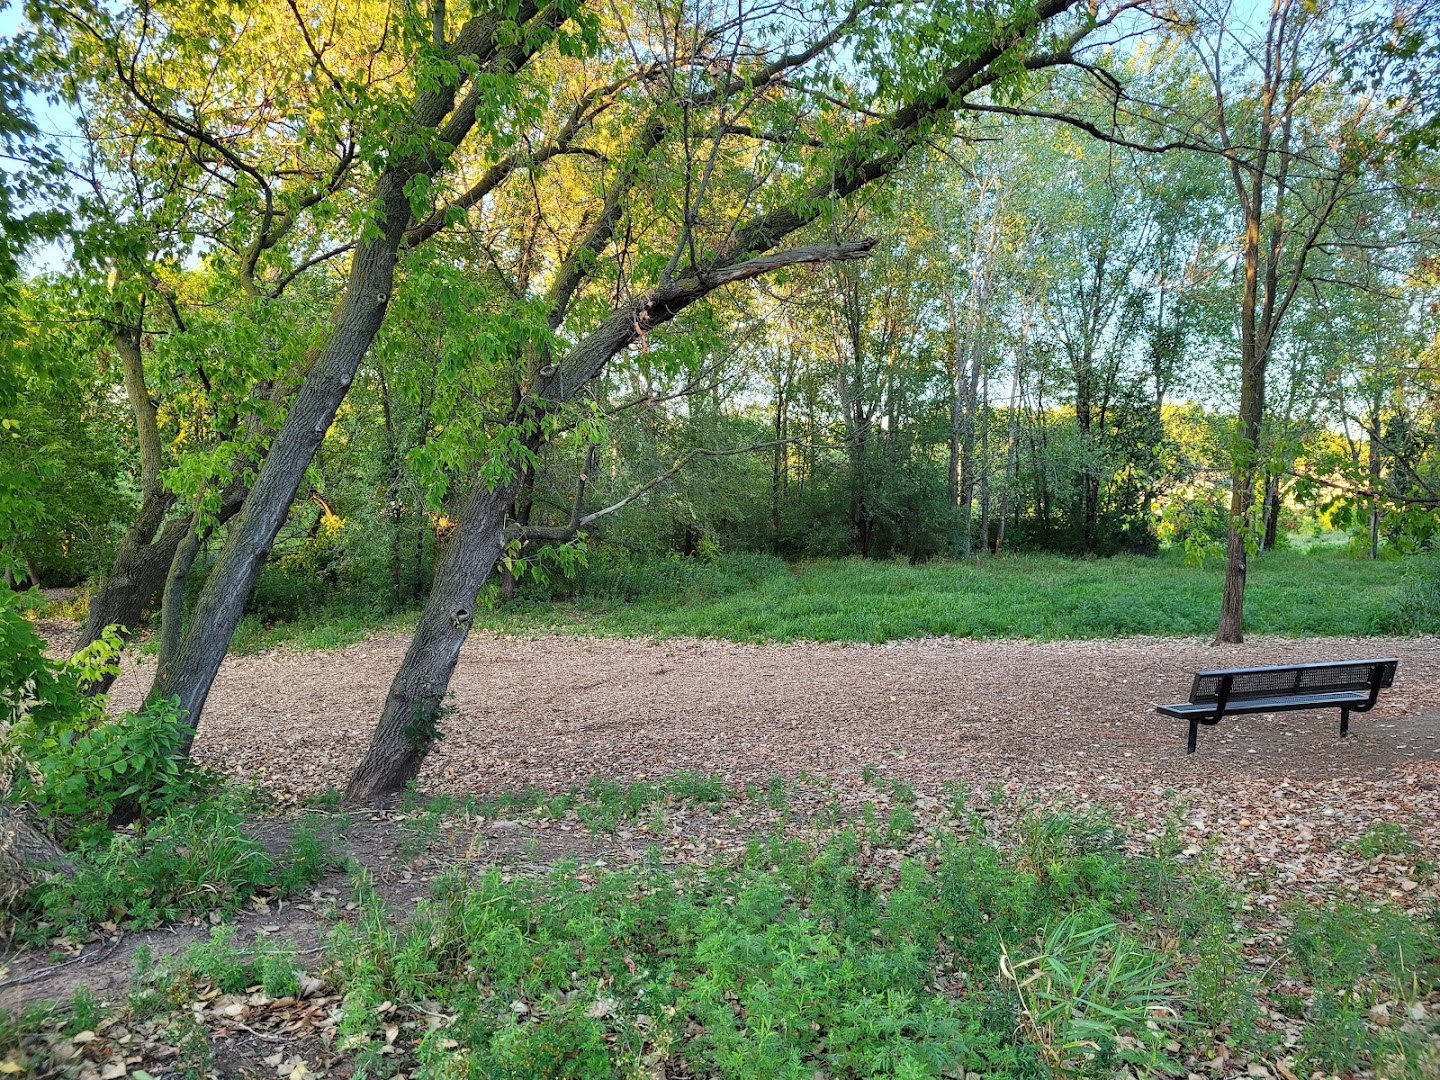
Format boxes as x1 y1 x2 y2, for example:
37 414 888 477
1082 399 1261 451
945 287 975 556
946 290 963 515
960 338 982 557
74 320 183 685
996 330 1023 554
1368 411 1382 559
978 366 991 553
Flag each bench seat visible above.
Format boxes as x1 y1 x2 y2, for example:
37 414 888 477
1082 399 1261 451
1157 690 1371 719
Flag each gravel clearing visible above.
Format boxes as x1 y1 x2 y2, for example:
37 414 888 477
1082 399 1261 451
99 630 1440 906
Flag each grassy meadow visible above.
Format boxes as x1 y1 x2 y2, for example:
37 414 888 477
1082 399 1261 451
477 546 1425 645
115 544 1433 656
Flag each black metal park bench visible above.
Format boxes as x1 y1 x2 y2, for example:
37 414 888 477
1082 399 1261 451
1158 658 1399 754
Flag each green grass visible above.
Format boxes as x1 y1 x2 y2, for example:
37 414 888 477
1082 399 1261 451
227 606 420 655
98 546 1423 657
5 792 343 944
297 804 1440 1077
6 785 1438 1078
481 547 1417 644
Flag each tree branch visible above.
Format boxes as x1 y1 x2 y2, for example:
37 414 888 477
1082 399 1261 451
506 439 803 541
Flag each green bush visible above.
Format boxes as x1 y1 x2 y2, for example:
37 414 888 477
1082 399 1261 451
9 697 198 835
14 797 334 939
246 563 317 624
1384 551 1440 633
1 593 212 836
1 593 338 941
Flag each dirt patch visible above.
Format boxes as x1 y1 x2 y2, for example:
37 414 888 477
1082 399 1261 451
99 631 1440 906
102 632 1440 795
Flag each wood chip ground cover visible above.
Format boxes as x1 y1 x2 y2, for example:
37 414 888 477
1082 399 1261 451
103 630 1440 912
4 629 1438 1077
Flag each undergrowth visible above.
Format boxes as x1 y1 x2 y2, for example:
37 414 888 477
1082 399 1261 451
41 548 1424 653
2 593 343 945
5 788 1438 1079
315 803 1439 1080
160 548 1422 650
488 547 1415 642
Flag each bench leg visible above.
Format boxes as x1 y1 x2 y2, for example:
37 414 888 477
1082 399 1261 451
1340 707 1350 738
1187 719 1198 754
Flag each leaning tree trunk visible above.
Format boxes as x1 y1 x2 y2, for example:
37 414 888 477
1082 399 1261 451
344 240 885 804
147 167 419 748
156 516 204 674
142 8 550 746
0 804 75 905
150 272 398 744
344 481 516 804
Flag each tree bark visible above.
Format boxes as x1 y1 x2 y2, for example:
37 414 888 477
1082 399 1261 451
343 481 516 803
1207 0 1363 641
996 330 1022 554
76 516 187 671
1367 408 1382 559
770 353 790 550
0 804 75 904
74 319 184 680
156 516 203 674
978 366 991 553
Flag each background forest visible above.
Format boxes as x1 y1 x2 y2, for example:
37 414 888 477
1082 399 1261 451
7 0 1440 650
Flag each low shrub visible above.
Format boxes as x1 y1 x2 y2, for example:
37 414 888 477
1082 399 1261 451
1 594 339 943
13 797 335 941
1384 550 1440 634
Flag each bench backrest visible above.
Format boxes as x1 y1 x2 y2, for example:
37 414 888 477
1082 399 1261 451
1189 659 1399 704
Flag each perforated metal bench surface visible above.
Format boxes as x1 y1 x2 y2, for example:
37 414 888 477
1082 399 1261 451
1157 659 1398 754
